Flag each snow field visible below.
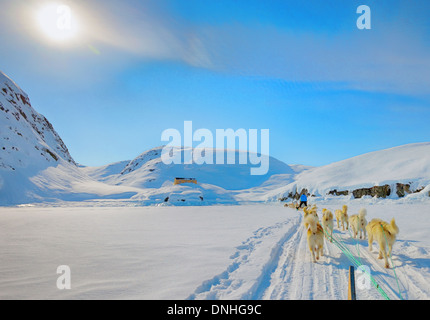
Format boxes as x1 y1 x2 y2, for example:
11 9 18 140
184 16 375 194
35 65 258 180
1 201 429 300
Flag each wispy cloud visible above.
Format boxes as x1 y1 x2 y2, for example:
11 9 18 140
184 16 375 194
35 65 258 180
194 22 430 96
2 0 429 97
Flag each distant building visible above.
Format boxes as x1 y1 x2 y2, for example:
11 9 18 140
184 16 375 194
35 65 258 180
174 178 197 185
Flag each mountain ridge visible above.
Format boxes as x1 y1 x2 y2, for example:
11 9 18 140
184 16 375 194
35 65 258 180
1 71 429 205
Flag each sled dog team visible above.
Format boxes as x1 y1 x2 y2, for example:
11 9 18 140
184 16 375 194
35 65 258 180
301 204 399 268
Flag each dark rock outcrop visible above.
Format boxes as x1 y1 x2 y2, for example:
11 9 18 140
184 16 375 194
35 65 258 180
352 185 391 199
328 189 349 196
396 183 411 198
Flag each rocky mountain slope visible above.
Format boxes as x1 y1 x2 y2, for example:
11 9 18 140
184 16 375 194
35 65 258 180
0 71 138 205
0 71 74 169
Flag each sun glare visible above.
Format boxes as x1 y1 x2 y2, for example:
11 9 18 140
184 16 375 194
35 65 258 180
36 3 79 43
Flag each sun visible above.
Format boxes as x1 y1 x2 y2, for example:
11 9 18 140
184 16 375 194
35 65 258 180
36 3 80 43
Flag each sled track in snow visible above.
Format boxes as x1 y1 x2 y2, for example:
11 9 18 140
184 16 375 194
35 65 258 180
187 216 300 300
241 217 301 300
188 210 430 300
188 213 351 300
261 214 351 300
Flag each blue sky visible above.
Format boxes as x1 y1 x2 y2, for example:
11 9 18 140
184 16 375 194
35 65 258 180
1 0 429 166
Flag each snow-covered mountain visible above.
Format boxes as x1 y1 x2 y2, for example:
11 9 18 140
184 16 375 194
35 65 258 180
0 71 74 169
0 70 75 204
91 146 296 190
274 142 430 200
82 146 301 205
0 71 139 205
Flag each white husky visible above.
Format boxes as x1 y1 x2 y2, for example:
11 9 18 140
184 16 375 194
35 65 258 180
366 218 400 268
349 208 368 239
321 209 334 242
305 215 324 263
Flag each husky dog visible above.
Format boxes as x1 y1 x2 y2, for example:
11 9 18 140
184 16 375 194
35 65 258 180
349 208 368 239
284 201 298 209
304 205 318 216
305 215 324 263
335 205 349 231
366 218 400 268
303 206 319 229
321 209 334 242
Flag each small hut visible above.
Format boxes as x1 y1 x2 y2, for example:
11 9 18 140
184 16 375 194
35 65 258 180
174 177 197 185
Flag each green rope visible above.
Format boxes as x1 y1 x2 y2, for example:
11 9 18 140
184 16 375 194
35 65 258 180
334 230 394 300
322 226 391 300
333 231 391 300
347 225 363 265
341 223 404 301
